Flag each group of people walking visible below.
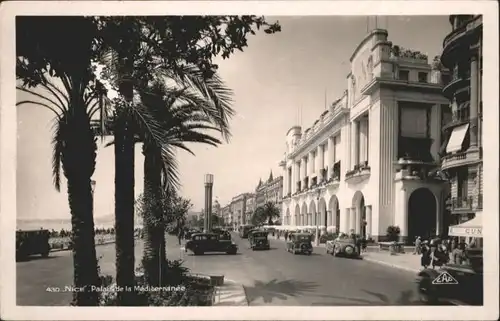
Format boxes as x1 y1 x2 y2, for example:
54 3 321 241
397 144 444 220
414 235 477 269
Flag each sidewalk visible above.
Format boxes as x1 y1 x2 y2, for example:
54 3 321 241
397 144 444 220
213 279 248 306
361 251 422 273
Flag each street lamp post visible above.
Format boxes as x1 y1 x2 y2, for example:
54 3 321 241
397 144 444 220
204 174 214 233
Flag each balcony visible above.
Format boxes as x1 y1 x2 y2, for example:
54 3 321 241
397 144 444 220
442 75 470 99
345 162 371 184
394 156 439 181
443 108 470 131
451 194 483 213
441 147 482 171
442 16 482 67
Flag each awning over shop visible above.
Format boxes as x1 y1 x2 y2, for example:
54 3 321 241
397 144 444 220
448 214 482 237
446 123 469 153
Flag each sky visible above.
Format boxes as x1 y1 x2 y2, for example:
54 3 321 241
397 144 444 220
16 15 452 220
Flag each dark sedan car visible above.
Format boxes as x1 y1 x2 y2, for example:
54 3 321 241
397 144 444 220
185 233 238 255
326 236 360 258
286 233 313 255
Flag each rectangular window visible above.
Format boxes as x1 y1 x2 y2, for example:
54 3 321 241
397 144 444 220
398 70 409 81
400 105 428 138
457 169 468 200
418 72 428 83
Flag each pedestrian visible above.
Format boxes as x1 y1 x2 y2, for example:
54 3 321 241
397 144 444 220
284 231 288 240
361 235 367 252
177 228 184 245
421 241 431 269
413 236 422 255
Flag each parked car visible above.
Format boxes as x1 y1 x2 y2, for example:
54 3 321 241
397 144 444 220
249 230 270 250
326 235 359 258
16 229 51 260
416 247 483 305
185 233 238 255
286 233 313 255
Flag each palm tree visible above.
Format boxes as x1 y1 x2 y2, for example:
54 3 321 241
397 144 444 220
137 73 233 286
254 202 281 225
16 16 110 306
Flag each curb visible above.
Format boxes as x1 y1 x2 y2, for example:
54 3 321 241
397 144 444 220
213 279 249 306
362 256 420 274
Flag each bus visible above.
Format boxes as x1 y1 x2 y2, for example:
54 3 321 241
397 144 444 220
238 224 254 239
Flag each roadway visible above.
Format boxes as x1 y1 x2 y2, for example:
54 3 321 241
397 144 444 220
17 233 422 306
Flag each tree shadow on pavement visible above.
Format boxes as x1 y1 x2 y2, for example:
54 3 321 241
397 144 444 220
309 289 424 306
244 279 318 304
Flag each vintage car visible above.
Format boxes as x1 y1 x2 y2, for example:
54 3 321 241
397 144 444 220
16 229 51 260
185 233 238 255
416 247 483 305
326 235 360 258
286 233 313 255
249 230 270 250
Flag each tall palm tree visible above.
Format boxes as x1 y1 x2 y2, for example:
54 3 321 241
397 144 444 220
16 16 110 306
137 74 233 286
254 202 281 225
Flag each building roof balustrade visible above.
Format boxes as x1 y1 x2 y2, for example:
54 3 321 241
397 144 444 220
441 147 482 171
288 105 348 159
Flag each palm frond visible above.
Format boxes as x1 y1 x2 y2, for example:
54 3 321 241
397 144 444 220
16 86 66 116
160 144 180 191
17 100 63 119
51 118 65 192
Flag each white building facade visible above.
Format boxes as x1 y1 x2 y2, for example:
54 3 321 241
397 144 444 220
280 29 451 243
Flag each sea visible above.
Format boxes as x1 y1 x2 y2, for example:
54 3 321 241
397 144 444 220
16 214 142 231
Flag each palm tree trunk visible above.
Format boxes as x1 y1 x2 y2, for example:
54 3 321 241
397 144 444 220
114 110 136 305
142 144 166 286
62 98 100 306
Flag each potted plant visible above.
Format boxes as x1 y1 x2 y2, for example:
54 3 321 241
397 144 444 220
386 225 401 255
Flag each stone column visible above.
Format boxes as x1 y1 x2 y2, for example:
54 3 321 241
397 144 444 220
327 136 334 178
301 158 306 186
359 120 367 163
366 205 372 238
350 207 356 233
283 166 288 195
355 206 361 234
295 162 301 192
399 189 408 243
317 144 324 182
470 55 479 148
308 151 315 185
326 210 332 226
343 208 350 233
351 120 359 168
